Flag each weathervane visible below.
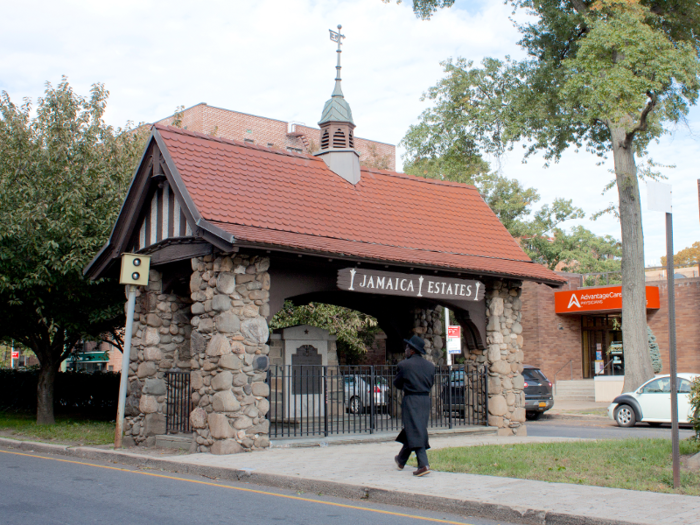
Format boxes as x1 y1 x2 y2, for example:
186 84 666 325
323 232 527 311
329 24 345 97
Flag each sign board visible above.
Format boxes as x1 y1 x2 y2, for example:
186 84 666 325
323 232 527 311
594 360 605 375
11 351 19 359
337 268 484 301
447 325 461 354
119 253 151 286
647 181 672 214
554 286 660 314
596 351 603 361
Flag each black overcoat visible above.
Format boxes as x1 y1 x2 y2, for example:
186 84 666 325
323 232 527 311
393 353 436 449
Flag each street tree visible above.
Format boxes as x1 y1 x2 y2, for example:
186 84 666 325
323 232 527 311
660 241 700 267
0 78 146 424
396 0 700 391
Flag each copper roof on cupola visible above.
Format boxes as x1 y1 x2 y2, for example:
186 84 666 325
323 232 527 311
85 123 566 286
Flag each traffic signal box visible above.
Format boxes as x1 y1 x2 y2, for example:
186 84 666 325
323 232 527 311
119 253 151 286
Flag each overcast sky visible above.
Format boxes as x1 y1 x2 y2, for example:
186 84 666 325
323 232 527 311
2 0 698 266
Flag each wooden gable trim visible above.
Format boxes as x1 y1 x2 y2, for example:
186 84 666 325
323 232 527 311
84 127 236 280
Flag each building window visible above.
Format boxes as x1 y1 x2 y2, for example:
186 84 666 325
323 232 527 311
244 138 254 144
267 143 274 147
321 129 329 149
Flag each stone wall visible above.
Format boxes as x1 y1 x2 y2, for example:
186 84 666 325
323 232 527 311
412 306 445 365
123 270 193 447
187 253 271 454
482 280 526 436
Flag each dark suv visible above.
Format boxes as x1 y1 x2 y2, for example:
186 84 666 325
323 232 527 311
523 365 554 420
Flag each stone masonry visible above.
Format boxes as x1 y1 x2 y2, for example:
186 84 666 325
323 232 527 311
412 306 445 365
481 280 526 436
187 253 271 454
123 270 193 447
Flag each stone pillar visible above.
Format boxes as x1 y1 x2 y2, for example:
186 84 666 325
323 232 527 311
484 280 526 436
412 306 445 365
123 270 193 447
187 253 271 454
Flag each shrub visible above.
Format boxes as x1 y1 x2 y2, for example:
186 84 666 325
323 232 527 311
690 376 700 440
0 369 120 420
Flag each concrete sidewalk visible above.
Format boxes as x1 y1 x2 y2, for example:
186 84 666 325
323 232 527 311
2 433 698 525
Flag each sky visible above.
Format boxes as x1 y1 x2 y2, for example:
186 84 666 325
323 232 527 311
1 0 698 266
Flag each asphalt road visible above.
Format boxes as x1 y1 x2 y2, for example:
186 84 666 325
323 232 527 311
0 448 522 525
528 415 695 440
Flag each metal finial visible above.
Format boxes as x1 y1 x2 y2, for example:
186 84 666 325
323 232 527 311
329 25 345 97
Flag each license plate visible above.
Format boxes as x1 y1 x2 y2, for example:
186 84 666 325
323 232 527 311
539 402 546 407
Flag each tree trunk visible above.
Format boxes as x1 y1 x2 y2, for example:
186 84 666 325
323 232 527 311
610 126 655 392
36 358 59 425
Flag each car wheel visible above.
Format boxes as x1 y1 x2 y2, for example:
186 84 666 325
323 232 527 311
526 411 542 421
614 404 636 427
349 396 362 414
647 422 662 427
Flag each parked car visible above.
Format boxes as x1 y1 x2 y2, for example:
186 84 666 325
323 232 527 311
608 373 698 427
343 374 390 414
441 365 553 420
523 365 554 420
442 368 466 415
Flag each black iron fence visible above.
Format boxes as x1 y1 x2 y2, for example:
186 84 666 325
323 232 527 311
165 370 191 434
266 364 487 439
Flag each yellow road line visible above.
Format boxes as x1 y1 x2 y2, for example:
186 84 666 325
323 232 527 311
0 449 473 524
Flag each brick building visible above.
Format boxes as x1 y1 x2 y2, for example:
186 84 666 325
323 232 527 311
521 275 700 387
154 103 396 171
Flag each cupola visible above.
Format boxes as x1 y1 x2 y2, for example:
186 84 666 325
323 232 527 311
314 25 361 185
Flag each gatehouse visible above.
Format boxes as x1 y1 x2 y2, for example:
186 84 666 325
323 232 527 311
85 32 564 453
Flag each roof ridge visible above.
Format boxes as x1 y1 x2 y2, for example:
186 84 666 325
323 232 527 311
154 124 320 161
360 166 479 191
209 221 532 264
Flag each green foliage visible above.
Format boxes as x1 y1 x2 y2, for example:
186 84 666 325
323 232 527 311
0 369 120 419
661 241 700 267
0 78 146 422
646 326 662 374
402 0 700 389
691 376 700 440
270 301 378 361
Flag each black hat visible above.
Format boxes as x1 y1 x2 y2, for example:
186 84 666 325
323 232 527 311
404 335 426 355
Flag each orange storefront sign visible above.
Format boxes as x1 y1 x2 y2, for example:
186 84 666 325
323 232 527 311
554 286 660 314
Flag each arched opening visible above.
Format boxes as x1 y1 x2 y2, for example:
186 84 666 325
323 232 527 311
320 128 329 149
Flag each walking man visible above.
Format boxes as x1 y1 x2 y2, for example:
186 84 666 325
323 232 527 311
393 335 436 476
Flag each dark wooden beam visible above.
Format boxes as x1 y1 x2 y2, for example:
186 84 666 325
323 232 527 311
149 242 212 266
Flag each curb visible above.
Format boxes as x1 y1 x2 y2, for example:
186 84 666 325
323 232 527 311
0 437 643 525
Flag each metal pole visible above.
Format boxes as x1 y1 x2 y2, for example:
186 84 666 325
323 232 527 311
114 285 137 449
445 307 451 366
665 212 680 489
10 340 14 369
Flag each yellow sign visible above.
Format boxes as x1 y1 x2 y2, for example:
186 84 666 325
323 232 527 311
119 253 151 286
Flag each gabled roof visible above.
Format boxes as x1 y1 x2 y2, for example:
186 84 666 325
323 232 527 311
86 124 565 285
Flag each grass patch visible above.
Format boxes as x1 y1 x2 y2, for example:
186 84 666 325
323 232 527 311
0 412 114 446
426 438 700 495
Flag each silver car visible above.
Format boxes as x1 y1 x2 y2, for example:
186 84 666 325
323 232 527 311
343 374 390 414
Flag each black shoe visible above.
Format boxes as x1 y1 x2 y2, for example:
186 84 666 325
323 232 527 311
413 466 430 477
394 455 405 470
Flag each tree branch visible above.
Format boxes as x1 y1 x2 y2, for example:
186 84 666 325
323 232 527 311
570 0 589 15
625 92 657 147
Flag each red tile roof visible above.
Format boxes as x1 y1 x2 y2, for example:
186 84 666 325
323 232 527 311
157 125 564 284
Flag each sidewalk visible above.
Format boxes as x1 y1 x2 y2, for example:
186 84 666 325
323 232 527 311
2 432 698 525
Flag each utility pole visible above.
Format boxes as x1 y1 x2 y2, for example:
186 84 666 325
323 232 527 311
648 181 680 489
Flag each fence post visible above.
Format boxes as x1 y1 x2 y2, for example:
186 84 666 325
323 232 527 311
369 366 375 434
447 366 453 429
323 366 329 438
